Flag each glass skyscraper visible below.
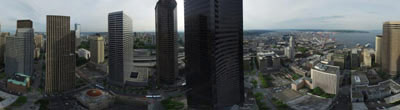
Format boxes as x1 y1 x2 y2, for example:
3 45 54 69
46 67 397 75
184 0 244 109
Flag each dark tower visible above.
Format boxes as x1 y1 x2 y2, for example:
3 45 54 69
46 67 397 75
185 0 244 109
45 15 76 93
155 0 178 85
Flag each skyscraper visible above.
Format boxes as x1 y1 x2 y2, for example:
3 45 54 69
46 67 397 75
90 35 105 64
155 0 178 85
375 35 382 65
75 24 80 38
381 21 400 77
108 11 134 87
185 0 244 109
45 15 76 93
34 35 43 49
5 20 34 76
0 32 9 65
285 36 295 59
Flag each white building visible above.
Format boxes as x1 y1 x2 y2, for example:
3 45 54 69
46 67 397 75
285 36 295 59
76 48 91 59
311 63 340 94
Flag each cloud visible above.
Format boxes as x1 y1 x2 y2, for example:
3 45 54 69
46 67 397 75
1 0 400 32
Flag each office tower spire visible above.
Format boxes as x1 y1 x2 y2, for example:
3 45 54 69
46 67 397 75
185 0 244 109
45 15 76 93
155 0 178 85
108 11 134 87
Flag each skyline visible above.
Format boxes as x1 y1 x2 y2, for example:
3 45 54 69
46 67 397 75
1 0 400 32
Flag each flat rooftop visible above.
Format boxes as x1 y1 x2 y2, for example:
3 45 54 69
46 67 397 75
313 63 340 74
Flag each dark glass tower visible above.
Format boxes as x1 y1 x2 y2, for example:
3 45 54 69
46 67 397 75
108 11 134 87
155 0 178 85
45 15 76 93
184 0 244 109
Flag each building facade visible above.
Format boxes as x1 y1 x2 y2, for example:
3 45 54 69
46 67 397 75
285 36 295 59
7 73 30 93
155 0 178 85
90 35 105 64
381 22 400 76
311 64 340 94
5 20 34 76
375 35 382 66
185 0 244 109
45 15 76 93
0 32 9 65
108 11 134 87
34 35 43 49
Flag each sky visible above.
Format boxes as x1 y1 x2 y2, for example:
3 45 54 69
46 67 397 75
0 0 399 32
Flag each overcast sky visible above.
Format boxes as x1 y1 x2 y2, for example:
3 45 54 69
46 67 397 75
0 0 399 32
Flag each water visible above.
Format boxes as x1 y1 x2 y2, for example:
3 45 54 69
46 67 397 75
331 31 381 49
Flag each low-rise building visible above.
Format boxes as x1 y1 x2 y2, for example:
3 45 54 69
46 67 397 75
76 48 91 60
291 77 313 91
76 89 115 110
351 79 400 102
362 49 374 68
6 73 30 93
34 48 40 59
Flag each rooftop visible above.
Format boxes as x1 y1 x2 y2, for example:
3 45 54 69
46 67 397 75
7 73 30 86
384 21 400 24
313 63 340 74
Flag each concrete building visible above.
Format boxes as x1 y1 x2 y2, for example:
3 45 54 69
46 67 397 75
0 32 9 65
185 0 244 109
285 36 295 59
5 20 34 76
77 48 91 60
333 53 345 70
381 21 400 76
291 77 312 91
75 24 80 38
108 11 134 87
375 35 382 65
311 63 340 94
76 89 115 110
351 49 361 69
34 48 40 59
45 15 76 93
155 0 178 85
362 49 374 68
5 36 25 76
34 34 43 49
89 35 105 64
351 79 400 102
7 73 30 93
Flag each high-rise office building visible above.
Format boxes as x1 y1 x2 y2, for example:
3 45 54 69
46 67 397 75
108 11 134 87
34 35 43 49
285 36 295 59
185 0 244 109
5 36 24 75
17 20 33 28
0 32 8 65
155 0 178 85
5 20 34 76
375 35 382 65
75 24 81 48
90 35 105 64
381 21 400 76
45 15 76 93
75 24 80 38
